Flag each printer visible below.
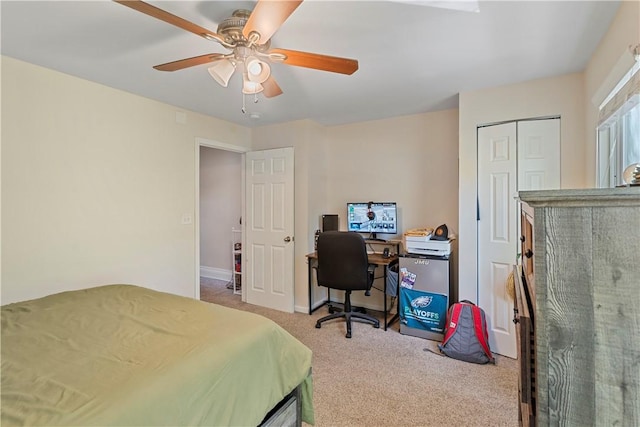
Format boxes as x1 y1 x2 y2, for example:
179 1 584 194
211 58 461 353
404 234 453 257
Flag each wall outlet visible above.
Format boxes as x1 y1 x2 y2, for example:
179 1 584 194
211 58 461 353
181 213 192 225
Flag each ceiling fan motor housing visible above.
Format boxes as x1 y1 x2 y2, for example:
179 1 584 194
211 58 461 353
217 9 270 51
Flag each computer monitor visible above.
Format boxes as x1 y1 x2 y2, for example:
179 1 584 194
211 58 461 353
347 202 397 239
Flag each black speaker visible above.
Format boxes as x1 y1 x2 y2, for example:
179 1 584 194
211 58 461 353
321 214 339 232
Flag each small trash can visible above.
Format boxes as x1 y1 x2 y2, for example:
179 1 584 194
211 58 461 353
386 263 399 298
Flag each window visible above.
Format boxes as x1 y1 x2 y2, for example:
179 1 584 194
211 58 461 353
597 57 640 187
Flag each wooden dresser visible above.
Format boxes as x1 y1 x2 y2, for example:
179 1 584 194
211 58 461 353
516 188 640 426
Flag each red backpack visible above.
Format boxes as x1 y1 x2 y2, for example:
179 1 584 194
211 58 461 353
438 301 495 364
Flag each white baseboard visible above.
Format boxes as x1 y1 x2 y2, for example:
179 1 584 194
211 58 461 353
200 266 232 282
294 305 309 313
295 297 326 314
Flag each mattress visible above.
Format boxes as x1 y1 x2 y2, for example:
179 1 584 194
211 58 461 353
1 284 314 426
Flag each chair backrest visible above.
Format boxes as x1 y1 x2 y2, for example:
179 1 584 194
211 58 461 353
316 231 370 291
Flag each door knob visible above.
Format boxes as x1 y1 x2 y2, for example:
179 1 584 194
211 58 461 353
284 236 291 243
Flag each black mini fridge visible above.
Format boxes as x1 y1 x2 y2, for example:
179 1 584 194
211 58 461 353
398 254 452 341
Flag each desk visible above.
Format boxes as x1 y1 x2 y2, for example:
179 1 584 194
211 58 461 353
306 251 399 331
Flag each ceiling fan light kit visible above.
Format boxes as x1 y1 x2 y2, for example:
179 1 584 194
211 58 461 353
207 59 236 87
246 57 271 84
114 0 359 111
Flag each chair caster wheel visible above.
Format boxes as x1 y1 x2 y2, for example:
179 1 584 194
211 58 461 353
345 332 352 338
374 323 380 329
315 322 321 329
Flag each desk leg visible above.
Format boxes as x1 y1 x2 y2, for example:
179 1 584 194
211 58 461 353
308 261 313 315
383 265 388 331
308 259 329 315
384 259 401 330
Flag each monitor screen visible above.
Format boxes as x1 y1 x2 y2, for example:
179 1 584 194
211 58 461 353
347 202 397 235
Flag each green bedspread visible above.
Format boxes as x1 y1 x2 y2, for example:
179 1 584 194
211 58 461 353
1 285 314 426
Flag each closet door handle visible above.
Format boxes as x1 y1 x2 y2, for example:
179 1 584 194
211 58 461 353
284 236 292 243
524 249 533 258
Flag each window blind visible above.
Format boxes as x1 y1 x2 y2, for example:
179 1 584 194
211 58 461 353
599 61 640 126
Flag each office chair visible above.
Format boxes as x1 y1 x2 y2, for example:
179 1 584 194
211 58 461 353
315 231 380 338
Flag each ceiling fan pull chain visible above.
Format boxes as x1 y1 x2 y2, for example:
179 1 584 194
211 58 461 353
242 93 247 114
254 93 259 104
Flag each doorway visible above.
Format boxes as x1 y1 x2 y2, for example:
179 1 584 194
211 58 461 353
194 139 296 313
199 146 243 292
477 117 560 358
195 138 248 301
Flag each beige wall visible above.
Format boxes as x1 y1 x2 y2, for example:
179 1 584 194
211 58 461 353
584 0 640 185
1 56 251 304
458 73 586 302
253 110 460 311
326 110 459 231
199 147 242 278
325 110 460 309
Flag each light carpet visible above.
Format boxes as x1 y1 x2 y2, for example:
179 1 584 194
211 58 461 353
200 277 519 427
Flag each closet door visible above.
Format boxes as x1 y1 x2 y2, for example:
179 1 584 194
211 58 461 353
478 118 560 358
518 119 560 191
478 122 518 358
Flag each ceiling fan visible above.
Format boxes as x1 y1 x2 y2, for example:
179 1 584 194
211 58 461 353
114 0 359 100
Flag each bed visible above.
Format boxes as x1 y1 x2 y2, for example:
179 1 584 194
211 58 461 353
1 284 314 426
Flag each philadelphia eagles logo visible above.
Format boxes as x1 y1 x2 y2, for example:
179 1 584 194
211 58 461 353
411 296 433 308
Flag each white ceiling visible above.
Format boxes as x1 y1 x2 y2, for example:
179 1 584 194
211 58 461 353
1 1 620 127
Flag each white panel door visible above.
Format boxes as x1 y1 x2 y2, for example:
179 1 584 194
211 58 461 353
245 148 295 312
478 122 518 359
518 119 561 191
478 118 561 358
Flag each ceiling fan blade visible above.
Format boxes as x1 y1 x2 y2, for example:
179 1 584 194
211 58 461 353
114 0 222 41
154 53 227 72
262 76 283 98
242 0 303 44
268 48 358 75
